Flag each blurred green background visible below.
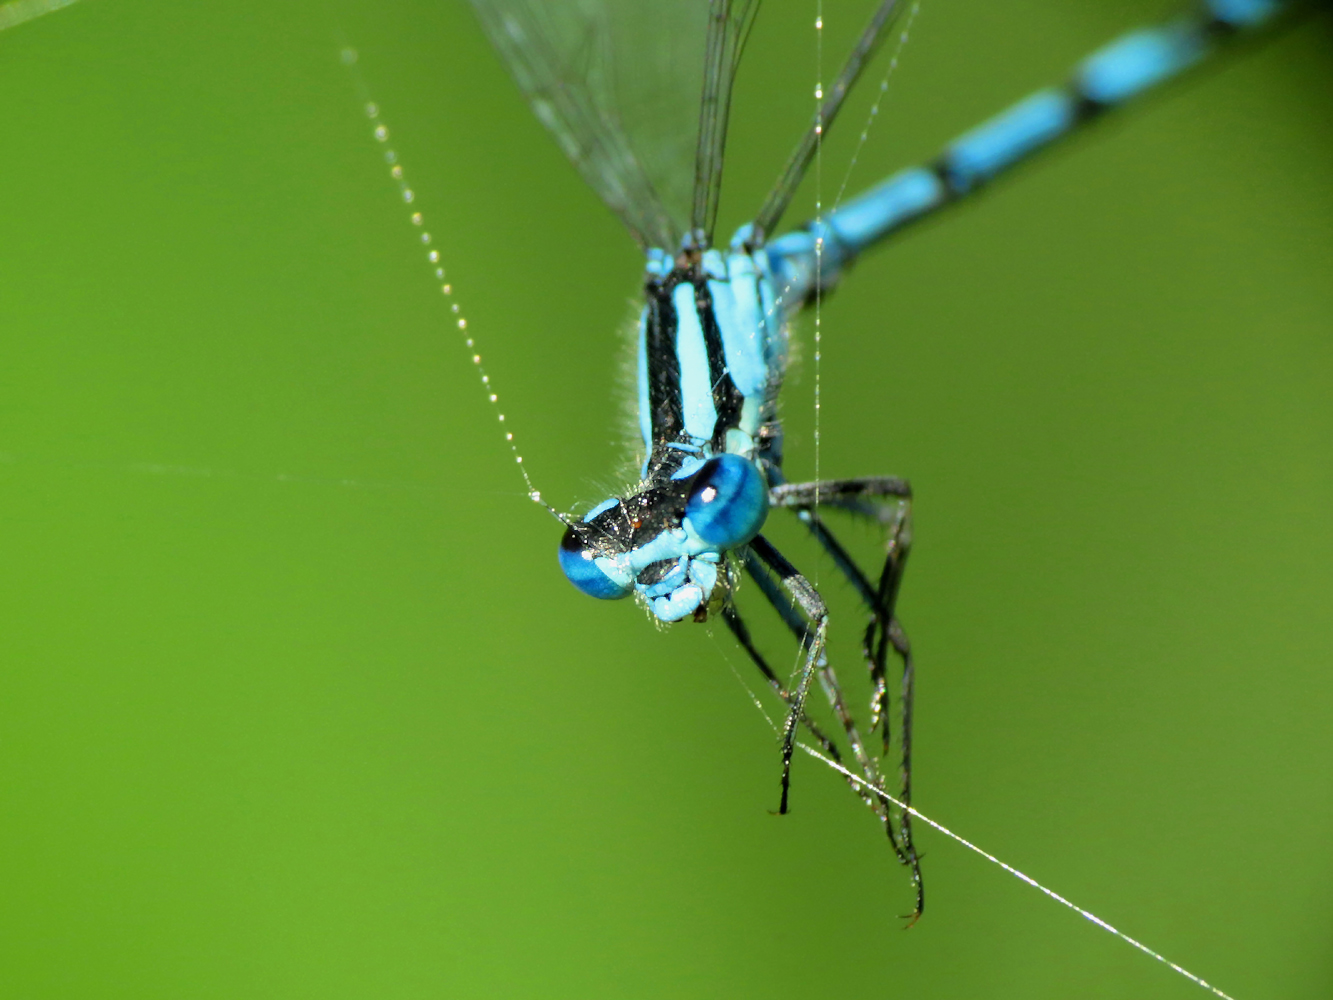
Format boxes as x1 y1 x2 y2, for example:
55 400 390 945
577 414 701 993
1 0 1330 997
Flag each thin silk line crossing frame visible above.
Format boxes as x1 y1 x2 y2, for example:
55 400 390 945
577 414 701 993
0 0 78 33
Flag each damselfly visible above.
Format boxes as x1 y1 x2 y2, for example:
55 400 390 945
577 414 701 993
459 0 1316 929
2 1 1330 997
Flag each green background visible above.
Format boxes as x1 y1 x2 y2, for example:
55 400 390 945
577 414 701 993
2 0 1331 997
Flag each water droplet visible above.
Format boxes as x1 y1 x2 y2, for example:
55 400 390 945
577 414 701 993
384 150 397 164
458 318 467 329
814 16 822 29
374 125 388 141
420 233 431 244
364 102 377 119
428 250 439 263
391 164 403 179
442 284 452 295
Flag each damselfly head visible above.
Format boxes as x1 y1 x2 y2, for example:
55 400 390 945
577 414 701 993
557 454 768 623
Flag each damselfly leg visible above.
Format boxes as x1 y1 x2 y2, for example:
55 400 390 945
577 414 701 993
737 477 922 918
771 476 914 759
740 534 828 816
719 604 846 765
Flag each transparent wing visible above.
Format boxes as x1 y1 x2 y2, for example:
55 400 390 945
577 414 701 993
754 0 904 242
692 0 757 246
469 0 757 251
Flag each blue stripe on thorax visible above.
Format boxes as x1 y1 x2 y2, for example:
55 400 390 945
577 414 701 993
638 249 785 478
703 249 770 400
672 282 718 442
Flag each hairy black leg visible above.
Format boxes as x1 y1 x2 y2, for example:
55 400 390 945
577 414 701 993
720 603 843 766
796 513 892 750
740 543 902 838
869 513 922 922
771 476 923 920
739 546 811 643
770 476 911 518
771 477 910 754
890 618 921 923
771 477 911 748
731 560 894 825
746 535 827 816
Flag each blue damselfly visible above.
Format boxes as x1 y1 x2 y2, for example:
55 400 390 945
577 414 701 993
398 0 1327 991
455 0 1317 933
2 1 1331 996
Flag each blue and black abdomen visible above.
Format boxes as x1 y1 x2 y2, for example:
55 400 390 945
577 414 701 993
766 0 1297 301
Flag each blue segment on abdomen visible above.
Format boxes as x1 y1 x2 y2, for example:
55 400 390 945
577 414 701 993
825 167 945 259
672 282 718 442
945 89 1075 192
1079 26 1204 106
1210 0 1282 26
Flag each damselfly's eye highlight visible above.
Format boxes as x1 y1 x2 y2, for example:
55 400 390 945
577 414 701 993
557 524 631 600
685 454 768 549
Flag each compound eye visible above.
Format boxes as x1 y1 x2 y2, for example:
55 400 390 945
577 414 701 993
685 454 768 549
557 524 631 600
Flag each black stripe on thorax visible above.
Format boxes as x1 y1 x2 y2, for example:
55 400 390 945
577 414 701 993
643 265 745 455
644 275 683 447
692 279 745 454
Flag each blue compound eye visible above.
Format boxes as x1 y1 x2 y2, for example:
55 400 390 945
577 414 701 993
558 525 631 600
685 454 769 549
